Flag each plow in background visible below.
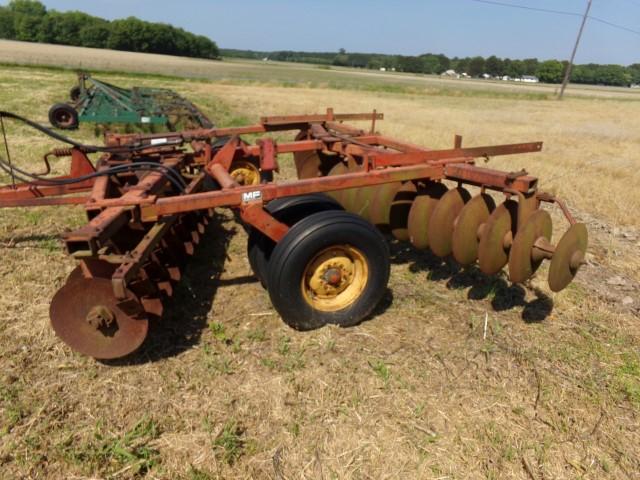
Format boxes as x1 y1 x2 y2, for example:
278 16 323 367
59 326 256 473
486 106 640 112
48 72 214 131
0 108 588 359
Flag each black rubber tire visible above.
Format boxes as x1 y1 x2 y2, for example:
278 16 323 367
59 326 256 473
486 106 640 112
247 194 342 287
70 86 81 102
48 103 79 130
266 210 390 331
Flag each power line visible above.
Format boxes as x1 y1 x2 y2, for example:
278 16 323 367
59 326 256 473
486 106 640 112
589 16 640 36
466 0 640 37
467 0 582 17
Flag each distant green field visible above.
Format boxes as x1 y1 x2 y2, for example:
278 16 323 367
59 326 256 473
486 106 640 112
1 39 640 101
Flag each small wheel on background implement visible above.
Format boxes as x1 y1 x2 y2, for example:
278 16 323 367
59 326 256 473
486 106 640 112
247 194 343 288
48 103 79 130
266 211 390 331
70 86 81 102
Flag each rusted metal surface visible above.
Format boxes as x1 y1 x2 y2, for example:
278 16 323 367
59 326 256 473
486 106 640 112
0 148 95 204
0 108 588 359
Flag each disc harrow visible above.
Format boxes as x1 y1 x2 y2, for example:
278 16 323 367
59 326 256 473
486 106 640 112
0 108 587 360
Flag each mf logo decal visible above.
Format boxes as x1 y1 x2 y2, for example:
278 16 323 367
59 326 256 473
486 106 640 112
242 191 262 203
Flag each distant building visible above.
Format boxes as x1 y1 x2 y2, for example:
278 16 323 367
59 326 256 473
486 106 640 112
501 75 511 81
521 75 539 83
442 69 458 78
379 67 386 72
481 73 491 79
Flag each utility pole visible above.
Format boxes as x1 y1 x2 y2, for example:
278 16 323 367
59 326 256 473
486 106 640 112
558 0 592 99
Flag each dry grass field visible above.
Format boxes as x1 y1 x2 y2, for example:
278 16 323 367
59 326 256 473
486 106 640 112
0 52 639 480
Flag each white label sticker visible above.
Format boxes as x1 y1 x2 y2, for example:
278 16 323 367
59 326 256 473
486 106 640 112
150 138 168 146
242 191 262 203
141 116 151 123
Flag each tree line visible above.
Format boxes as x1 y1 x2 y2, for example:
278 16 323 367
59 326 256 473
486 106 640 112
0 0 219 59
222 49 640 87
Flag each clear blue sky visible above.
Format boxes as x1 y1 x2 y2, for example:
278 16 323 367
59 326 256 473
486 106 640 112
10 0 640 64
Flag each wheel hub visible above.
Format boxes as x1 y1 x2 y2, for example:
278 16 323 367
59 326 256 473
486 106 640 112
308 255 354 297
57 112 71 125
86 305 115 331
302 246 368 312
230 161 260 186
323 267 343 286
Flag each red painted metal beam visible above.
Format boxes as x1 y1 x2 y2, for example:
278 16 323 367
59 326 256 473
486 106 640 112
140 164 444 219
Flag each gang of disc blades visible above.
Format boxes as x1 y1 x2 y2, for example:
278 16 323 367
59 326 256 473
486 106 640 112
369 181 403 228
407 182 448 250
389 182 417 241
478 199 518 275
508 209 552 283
452 193 496 266
428 186 471 257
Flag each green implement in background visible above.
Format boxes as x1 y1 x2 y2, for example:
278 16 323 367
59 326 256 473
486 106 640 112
48 72 213 131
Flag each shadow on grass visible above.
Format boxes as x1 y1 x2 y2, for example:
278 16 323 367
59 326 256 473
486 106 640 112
0 233 59 245
105 213 394 366
105 213 241 366
389 239 553 323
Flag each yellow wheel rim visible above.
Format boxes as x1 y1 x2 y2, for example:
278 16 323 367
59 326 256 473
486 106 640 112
301 245 369 312
230 160 261 186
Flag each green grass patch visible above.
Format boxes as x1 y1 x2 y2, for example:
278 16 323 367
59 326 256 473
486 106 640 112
369 359 391 383
211 419 245 465
0 383 26 436
59 417 160 476
615 353 640 406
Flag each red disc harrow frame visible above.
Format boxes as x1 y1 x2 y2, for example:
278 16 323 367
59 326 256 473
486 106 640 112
0 108 587 359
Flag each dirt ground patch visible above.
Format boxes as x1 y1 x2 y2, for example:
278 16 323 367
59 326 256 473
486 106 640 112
0 66 638 479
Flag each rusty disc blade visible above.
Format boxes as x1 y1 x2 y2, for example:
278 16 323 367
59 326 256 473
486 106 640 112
389 182 418 241
341 163 362 214
326 163 348 207
548 223 588 292
50 277 149 359
353 186 376 221
452 193 496 266
508 210 552 283
293 130 322 179
428 186 471 257
407 182 448 250
295 152 323 179
66 266 85 285
478 199 518 275
369 182 403 228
